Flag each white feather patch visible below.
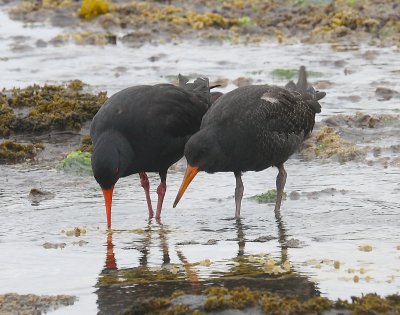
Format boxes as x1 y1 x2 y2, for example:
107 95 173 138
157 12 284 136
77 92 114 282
261 94 279 104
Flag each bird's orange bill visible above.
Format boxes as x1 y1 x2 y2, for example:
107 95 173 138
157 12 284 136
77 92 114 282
173 164 199 208
102 187 114 229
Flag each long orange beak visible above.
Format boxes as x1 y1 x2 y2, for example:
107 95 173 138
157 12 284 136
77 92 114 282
173 164 199 208
102 187 114 229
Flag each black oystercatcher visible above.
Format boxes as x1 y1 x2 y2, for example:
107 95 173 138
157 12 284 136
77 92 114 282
173 66 326 217
91 75 212 228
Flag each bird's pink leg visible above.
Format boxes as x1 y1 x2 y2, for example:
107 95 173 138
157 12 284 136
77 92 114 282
234 172 244 218
274 163 287 217
156 180 166 219
139 172 154 218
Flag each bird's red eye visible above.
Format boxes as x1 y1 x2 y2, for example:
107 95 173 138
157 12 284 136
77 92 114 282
115 167 119 174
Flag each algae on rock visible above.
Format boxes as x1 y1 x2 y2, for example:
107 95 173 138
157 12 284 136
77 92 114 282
0 140 44 164
0 82 107 136
301 127 366 162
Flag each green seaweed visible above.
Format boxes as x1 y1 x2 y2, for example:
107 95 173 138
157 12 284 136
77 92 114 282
271 68 323 80
254 189 287 203
237 16 253 27
272 69 298 80
61 150 92 175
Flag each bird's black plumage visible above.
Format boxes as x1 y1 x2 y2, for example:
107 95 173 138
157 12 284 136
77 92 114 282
174 66 326 217
91 76 212 227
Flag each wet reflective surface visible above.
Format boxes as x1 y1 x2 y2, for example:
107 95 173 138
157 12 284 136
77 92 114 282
0 4 400 314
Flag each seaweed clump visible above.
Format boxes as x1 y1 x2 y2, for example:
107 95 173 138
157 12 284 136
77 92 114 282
254 189 287 203
97 265 184 287
0 293 75 315
204 286 260 311
7 0 400 47
114 285 400 314
301 127 366 162
79 0 113 19
334 293 400 315
61 150 92 175
0 82 107 136
50 32 117 46
78 135 93 153
0 140 44 164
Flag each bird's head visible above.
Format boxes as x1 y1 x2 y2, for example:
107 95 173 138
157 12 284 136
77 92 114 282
173 129 225 208
91 131 133 229
91 142 121 229
92 143 121 190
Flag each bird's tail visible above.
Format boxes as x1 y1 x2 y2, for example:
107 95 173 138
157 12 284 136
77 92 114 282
178 74 213 108
285 66 326 113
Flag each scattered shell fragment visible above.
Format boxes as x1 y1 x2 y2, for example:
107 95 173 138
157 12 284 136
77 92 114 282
198 259 211 267
43 242 66 249
63 227 87 237
358 244 373 252
72 240 89 246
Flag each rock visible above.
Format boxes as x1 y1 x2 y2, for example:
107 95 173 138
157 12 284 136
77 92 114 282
232 77 253 87
50 14 77 28
210 78 229 88
333 59 346 67
121 31 152 47
362 50 380 61
375 87 399 101
286 238 303 248
176 240 199 245
148 53 167 62
0 293 75 315
338 95 361 103
35 39 48 48
203 239 218 245
72 240 89 246
239 24 263 35
11 44 34 53
251 235 276 242
43 242 66 249
289 191 301 200
28 188 55 205
314 80 334 89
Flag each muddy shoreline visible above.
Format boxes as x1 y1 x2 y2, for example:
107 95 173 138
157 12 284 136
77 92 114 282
2 0 400 48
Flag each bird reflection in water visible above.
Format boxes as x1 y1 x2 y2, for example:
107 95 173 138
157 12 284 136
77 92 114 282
105 232 117 270
96 215 319 314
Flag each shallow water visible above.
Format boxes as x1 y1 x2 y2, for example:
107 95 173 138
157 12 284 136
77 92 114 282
0 4 400 314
